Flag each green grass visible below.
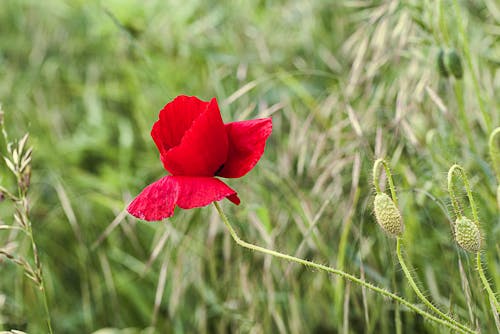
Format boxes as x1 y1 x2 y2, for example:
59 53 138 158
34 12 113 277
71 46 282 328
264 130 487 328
0 0 499 333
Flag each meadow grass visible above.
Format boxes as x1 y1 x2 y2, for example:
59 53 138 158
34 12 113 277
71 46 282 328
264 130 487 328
0 0 499 333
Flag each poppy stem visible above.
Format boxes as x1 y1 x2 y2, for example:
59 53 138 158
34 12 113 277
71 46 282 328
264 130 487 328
372 158 398 204
396 238 474 333
447 165 500 315
213 202 475 333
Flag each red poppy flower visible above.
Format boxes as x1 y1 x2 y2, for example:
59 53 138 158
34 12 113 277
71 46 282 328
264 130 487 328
128 95 272 221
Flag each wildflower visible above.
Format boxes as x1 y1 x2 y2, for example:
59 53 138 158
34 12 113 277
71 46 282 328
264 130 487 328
128 95 272 221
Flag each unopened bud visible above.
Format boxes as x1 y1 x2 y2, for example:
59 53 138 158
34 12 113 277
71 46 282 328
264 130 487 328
454 217 481 253
446 49 463 79
373 193 404 237
437 49 449 78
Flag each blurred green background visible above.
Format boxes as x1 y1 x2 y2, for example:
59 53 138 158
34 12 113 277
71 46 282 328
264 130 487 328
0 0 499 333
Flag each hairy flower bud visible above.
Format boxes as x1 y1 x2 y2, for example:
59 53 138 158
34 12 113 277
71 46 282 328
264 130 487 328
454 217 481 253
446 49 463 79
373 193 404 237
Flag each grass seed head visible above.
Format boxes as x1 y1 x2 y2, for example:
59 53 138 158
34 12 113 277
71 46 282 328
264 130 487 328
454 216 481 253
374 193 404 237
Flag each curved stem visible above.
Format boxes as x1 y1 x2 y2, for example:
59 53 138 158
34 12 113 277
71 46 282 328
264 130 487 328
447 165 500 319
447 165 478 221
373 158 398 205
214 202 474 334
477 253 500 314
396 238 473 333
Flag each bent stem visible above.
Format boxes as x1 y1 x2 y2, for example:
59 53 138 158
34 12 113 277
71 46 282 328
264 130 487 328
214 202 473 333
448 165 500 315
447 165 478 221
396 238 473 333
373 158 398 203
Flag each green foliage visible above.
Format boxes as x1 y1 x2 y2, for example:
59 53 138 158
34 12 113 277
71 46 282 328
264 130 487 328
0 0 499 333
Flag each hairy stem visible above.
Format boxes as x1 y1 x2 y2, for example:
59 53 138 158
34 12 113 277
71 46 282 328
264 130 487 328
447 165 478 221
477 252 500 314
447 164 500 319
373 158 398 205
214 202 474 333
396 238 474 333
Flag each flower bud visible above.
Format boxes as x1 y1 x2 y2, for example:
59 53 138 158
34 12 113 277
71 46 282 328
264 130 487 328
373 193 404 237
437 49 449 78
445 49 463 79
454 216 481 253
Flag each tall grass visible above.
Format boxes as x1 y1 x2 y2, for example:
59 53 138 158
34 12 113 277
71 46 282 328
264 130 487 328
0 0 498 333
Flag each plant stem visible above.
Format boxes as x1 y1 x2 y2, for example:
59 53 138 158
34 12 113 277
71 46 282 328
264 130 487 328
25 206 53 334
396 238 474 333
214 202 474 334
477 252 500 314
447 165 478 221
447 164 500 319
373 158 398 204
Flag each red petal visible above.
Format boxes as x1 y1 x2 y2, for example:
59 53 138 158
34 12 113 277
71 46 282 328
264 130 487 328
127 176 240 221
217 118 272 178
163 98 229 176
151 95 209 158
174 176 240 208
127 176 179 221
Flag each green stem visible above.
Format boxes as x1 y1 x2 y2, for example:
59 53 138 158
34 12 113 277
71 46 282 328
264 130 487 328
26 216 53 334
447 164 500 318
477 252 500 314
447 165 478 221
214 202 473 333
396 238 474 333
373 158 398 205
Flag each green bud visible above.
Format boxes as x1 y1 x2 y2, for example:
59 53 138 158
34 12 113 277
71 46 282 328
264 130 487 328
437 49 449 77
445 49 463 79
454 217 481 253
373 193 404 237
